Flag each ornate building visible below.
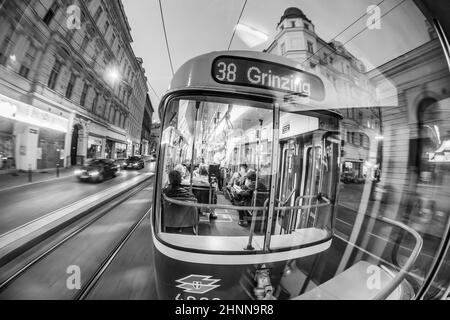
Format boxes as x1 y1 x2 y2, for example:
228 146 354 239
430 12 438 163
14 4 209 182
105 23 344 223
140 94 154 156
0 0 149 171
265 7 382 180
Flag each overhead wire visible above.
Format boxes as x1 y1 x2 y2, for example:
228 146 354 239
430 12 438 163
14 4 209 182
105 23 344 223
227 0 248 51
158 0 175 76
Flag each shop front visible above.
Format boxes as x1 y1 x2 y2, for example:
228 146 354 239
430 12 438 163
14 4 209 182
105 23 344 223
0 94 69 171
115 142 127 159
0 116 15 170
87 135 103 160
37 127 65 170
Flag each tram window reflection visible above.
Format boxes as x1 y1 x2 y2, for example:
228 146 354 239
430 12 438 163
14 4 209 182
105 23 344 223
159 96 275 240
157 95 341 253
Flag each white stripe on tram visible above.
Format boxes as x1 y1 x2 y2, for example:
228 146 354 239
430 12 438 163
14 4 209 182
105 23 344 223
152 234 332 265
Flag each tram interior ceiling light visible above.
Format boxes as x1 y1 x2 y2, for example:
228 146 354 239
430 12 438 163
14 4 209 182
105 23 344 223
235 23 268 48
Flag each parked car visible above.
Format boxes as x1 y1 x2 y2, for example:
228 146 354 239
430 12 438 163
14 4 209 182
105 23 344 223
74 159 119 182
126 156 145 170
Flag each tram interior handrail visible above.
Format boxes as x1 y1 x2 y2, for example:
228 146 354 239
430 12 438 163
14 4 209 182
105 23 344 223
161 194 331 213
372 216 423 300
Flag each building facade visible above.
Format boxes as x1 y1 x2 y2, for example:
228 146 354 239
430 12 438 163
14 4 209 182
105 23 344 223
368 34 450 223
265 7 382 181
149 122 161 157
140 94 154 156
0 0 149 171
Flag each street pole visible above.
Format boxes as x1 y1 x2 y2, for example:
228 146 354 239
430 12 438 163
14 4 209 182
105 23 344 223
28 164 32 183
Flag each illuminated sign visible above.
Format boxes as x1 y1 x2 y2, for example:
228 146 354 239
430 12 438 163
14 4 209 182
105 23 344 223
212 56 325 101
0 95 68 132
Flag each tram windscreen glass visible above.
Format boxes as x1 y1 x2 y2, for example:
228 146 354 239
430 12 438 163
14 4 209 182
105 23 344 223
156 94 339 253
212 57 325 101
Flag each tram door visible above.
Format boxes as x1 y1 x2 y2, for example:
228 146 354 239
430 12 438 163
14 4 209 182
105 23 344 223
299 132 340 229
278 139 300 233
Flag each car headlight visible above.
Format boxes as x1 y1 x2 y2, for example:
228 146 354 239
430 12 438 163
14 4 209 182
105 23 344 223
74 169 83 175
89 171 100 177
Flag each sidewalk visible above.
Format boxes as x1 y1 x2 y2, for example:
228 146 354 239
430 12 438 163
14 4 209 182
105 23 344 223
0 167 77 192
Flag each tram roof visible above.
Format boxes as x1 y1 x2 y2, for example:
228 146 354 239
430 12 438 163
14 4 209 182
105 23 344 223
168 50 325 98
160 50 358 118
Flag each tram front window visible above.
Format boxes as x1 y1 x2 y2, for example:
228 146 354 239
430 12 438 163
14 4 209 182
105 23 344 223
156 95 340 252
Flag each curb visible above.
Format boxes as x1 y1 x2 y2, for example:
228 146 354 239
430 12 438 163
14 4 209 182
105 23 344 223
0 174 74 193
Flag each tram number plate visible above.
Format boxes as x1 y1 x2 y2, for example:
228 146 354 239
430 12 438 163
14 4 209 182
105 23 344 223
212 56 325 101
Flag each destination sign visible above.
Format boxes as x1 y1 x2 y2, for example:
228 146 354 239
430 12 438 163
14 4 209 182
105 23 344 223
212 56 325 101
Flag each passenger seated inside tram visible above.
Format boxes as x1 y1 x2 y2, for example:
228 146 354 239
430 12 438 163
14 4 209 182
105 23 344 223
174 164 187 179
235 171 268 227
192 164 210 186
232 164 248 186
162 170 197 202
226 164 248 200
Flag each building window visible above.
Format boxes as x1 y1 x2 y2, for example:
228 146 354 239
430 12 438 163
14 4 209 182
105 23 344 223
65 73 77 99
291 21 296 28
110 33 116 47
19 45 36 79
48 59 62 90
280 42 286 55
43 1 60 25
81 36 90 52
307 41 314 54
360 134 364 147
0 36 14 66
304 23 309 30
80 83 89 107
93 6 103 22
92 91 99 112
103 20 110 35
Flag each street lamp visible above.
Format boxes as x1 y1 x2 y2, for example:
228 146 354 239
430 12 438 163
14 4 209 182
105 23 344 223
106 66 121 84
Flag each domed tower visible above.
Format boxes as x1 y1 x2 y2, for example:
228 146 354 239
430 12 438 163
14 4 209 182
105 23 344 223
277 7 314 32
266 7 318 67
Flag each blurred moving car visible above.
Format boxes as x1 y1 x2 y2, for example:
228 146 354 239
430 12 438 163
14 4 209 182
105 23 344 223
126 156 145 170
74 159 119 182
114 158 127 170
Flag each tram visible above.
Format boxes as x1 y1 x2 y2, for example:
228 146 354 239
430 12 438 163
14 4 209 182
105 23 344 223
150 51 447 300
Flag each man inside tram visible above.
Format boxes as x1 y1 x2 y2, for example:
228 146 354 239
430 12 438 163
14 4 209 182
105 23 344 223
226 163 248 201
235 171 268 227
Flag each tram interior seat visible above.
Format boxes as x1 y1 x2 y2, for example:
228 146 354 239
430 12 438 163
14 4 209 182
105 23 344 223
244 191 270 233
162 196 199 235
192 185 216 219
293 261 408 300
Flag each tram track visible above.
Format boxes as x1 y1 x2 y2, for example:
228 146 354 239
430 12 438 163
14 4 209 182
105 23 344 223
0 178 153 299
75 210 149 300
